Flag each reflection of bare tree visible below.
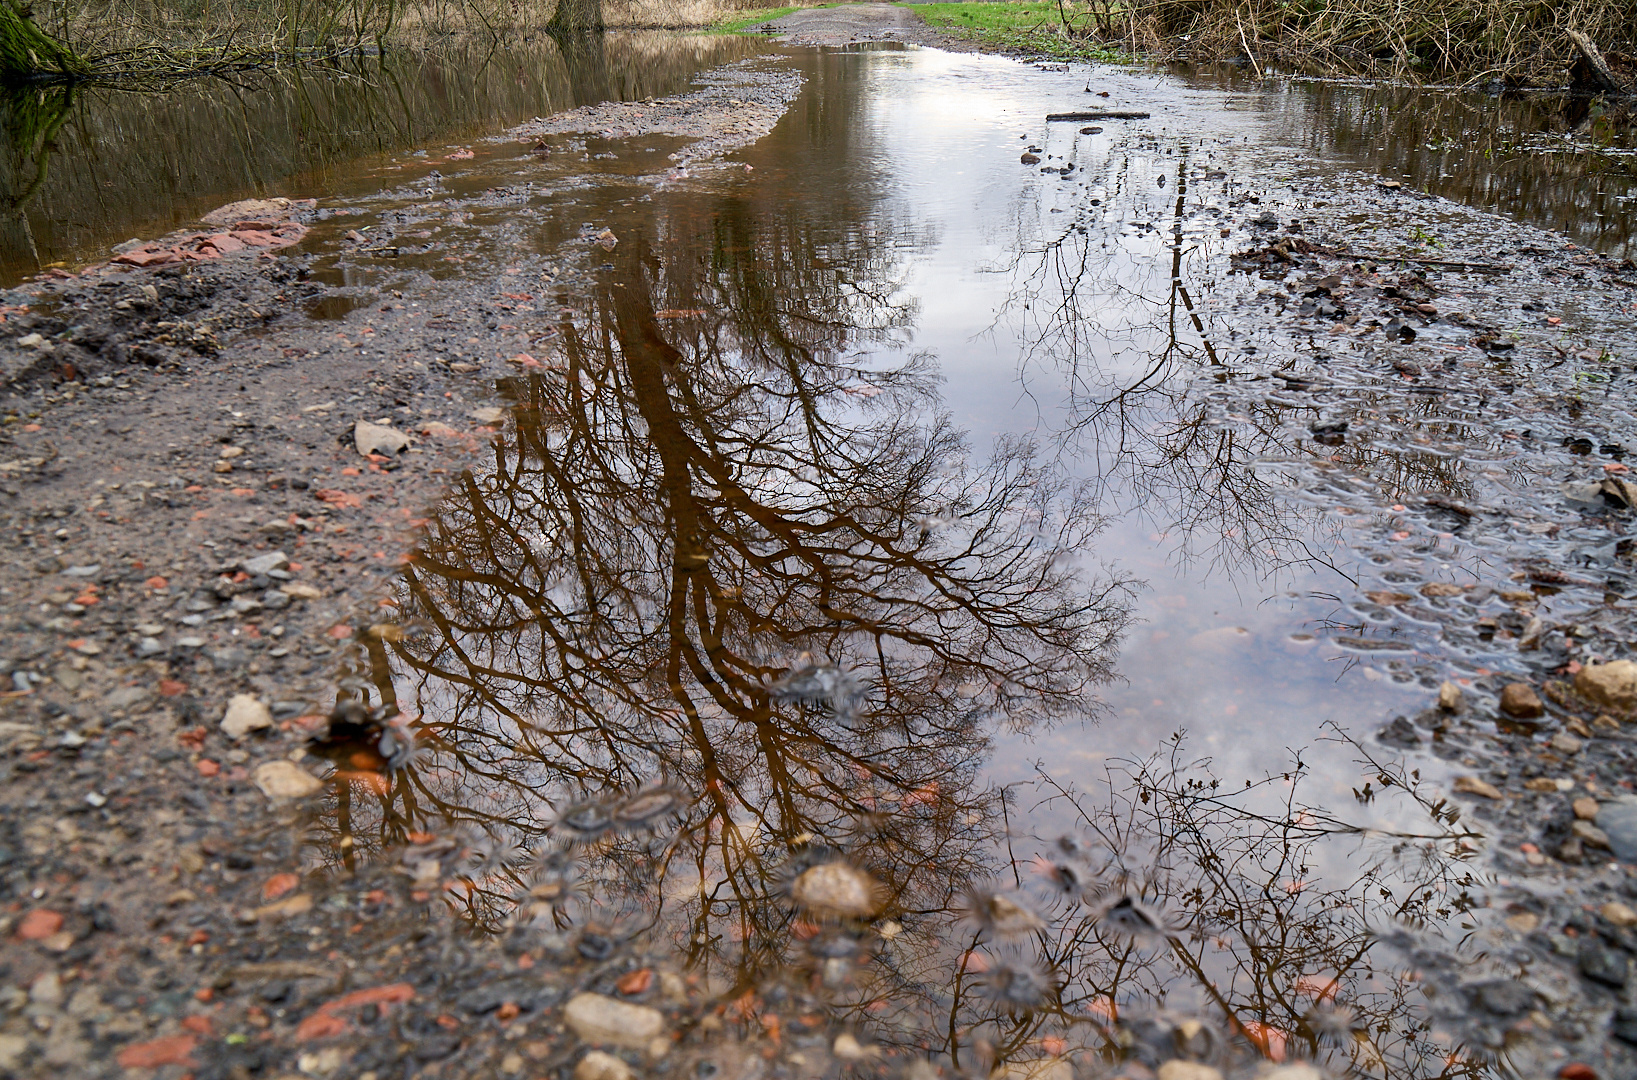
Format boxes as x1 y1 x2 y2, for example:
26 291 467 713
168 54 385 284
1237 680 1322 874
993 137 1485 583
308 201 1132 995
872 730 1493 1080
291 56 1511 1076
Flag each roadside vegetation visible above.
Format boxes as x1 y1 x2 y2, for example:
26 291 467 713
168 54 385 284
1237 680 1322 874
711 4 814 32
912 2 1126 62
904 0 1637 84
0 0 768 82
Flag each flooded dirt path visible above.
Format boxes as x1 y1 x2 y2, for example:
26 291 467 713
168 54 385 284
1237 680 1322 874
1 23 1637 1080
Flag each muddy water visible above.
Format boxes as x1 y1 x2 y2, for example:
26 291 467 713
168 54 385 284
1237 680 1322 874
0 33 773 284
259 44 1625 1077
1177 68 1637 258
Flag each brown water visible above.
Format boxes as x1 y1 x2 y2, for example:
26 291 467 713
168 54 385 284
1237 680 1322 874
16 38 1636 1076
0 33 774 283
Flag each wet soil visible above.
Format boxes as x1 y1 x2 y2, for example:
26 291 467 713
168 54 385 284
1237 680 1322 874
2 14 1637 1080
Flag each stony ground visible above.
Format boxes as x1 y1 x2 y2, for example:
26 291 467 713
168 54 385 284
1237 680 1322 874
2 9 1637 1080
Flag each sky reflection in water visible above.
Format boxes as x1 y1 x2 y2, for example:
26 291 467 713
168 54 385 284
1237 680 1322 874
295 48 1539 1078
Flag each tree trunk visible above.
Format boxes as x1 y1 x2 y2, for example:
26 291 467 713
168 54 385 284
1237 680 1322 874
546 0 604 35
0 2 86 83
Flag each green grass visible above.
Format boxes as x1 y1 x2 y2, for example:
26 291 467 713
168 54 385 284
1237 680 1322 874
906 2 1128 61
712 5 827 32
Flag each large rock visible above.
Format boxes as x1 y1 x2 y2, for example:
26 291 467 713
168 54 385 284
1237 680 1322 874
1575 660 1637 712
563 993 665 1050
221 694 273 740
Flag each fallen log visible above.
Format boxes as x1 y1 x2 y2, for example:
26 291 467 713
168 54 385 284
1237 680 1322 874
1568 30 1630 95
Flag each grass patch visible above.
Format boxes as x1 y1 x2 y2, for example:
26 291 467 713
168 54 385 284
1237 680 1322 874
712 4 831 32
907 2 1128 63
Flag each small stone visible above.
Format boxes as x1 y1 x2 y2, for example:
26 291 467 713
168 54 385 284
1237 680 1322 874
1602 901 1637 928
468 407 505 425
17 909 64 941
1566 716 1593 738
1575 660 1637 712
1453 775 1503 800
1020 152 1041 165
30 971 64 1006
833 1033 876 1060
103 687 152 713
354 421 410 457
1260 1067 1323 1080
1559 837 1585 863
574 1050 635 1080
241 551 289 575
1420 582 1465 597
1596 798 1637 861
213 461 233 474
1524 778 1560 793
1615 1007 1637 1047
788 860 882 918
252 894 313 921
1557 1064 1597 1080
1572 820 1611 849
501 1052 526 1075
991 1059 1074 1080
563 993 665 1050
221 694 273 739
1505 911 1540 933
253 760 324 800
281 582 323 600
1500 682 1545 718
1156 1063 1223 1080
1579 938 1630 988
1574 797 1600 820
1550 731 1584 755
1473 980 1534 1016
1438 681 1462 711
0 1035 27 1072
1593 714 1621 733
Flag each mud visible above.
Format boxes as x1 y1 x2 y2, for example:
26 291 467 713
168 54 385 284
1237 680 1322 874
1 14 1637 1080
512 58 808 166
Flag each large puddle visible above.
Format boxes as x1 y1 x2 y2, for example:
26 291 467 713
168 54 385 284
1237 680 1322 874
20 37 1637 1078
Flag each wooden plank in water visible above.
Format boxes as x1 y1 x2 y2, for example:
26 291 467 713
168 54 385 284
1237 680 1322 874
1045 111 1151 121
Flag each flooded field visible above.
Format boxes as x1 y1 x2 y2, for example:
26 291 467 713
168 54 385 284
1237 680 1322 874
1 27 1635 1080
